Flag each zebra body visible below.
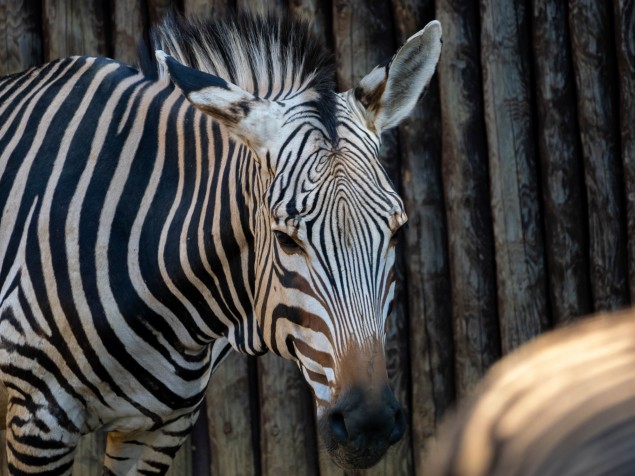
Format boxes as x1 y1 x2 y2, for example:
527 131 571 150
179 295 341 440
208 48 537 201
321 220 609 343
0 55 240 472
0 13 442 475
426 308 635 476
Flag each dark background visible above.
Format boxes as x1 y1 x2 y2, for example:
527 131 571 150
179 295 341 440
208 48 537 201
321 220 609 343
0 0 633 474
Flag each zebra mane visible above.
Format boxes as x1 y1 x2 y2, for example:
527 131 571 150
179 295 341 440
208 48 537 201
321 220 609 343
145 13 339 141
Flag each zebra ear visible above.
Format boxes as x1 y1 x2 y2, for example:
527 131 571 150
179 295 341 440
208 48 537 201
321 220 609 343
351 20 442 133
156 50 280 151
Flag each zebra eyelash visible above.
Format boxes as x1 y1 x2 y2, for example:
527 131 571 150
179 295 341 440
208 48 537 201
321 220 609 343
274 230 302 252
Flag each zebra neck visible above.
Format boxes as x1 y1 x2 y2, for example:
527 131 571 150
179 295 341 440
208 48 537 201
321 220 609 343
151 98 267 356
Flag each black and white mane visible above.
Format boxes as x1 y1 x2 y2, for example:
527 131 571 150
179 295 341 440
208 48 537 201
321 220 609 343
143 13 339 139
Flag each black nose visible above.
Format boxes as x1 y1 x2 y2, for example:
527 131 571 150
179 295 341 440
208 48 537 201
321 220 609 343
327 385 405 454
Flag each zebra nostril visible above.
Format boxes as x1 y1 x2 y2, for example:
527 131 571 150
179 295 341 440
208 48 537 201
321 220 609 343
329 410 349 442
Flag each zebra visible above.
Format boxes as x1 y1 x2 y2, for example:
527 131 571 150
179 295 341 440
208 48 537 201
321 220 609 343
0 12 442 475
425 307 635 476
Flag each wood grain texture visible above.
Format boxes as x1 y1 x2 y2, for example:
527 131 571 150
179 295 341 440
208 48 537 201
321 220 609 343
43 0 108 60
112 0 145 66
288 0 332 49
147 0 178 26
190 407 211 476
391 0 454 472
614 0 635 301
184 0 234 17
569 0 629 311
0 0 41 76
531 0 593 325
0 431 7 476
480 0 549 353
235 0 287 16
72 432 106 476
437 0 500 398
206 352 256 476
257 353 318 476
166 437 192 476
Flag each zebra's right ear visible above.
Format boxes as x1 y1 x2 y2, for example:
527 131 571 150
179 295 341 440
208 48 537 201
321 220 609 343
156 50 282 153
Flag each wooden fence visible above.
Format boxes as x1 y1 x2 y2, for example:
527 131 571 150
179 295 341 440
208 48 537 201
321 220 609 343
0 0 633 474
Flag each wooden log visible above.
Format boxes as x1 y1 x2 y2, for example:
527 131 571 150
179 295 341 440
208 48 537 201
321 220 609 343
42 0 109 60
531 0 593 324
391 0 454 472
0 384 6 475
332 1 413 475
257 353 318 476
568 0 629 311
235 0 287 15
206 352 256 476
68 430 191 475
480 0 550 353
288 0 332 49
0 0 42 76
190 404 211 476
613 0 635 301
0 430 7 476
72 432 106 476
166 436 192 476
437 0 500 398
112 0 145 66
147 0 179 27
183 0 234 17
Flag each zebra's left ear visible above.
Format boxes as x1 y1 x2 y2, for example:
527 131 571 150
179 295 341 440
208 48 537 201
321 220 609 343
156 51 281 152
351 20 442 133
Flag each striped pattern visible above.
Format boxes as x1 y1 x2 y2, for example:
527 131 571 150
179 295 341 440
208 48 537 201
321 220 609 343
426 308 635 476
0 12 443 473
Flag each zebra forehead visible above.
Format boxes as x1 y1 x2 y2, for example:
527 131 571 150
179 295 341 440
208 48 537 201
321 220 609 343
270 157 403 225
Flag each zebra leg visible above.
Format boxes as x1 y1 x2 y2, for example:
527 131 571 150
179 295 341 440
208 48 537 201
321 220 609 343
103 411 199 476
4 391 81 475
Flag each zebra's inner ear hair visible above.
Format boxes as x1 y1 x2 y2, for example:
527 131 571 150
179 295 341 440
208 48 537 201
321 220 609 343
155 50 282 153
350 20 442 133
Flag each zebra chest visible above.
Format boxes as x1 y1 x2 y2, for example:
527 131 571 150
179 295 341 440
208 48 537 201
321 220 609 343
0 281 213 431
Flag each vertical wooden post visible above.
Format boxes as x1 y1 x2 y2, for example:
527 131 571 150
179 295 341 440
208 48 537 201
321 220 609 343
257 353 318 476
71 433 106 476
146 0 179 27
613 0 635 301
437 0 500 398
531 0 593 325
480 0 550 353
112 0 145 66
391 0 454 472
0 430 7 476
183 0 235 17
569 0 629 311
206 352 256 476
42 0 109 60
166 437 192 476
288 0 332 48
235 0 287 15
0 0 42 76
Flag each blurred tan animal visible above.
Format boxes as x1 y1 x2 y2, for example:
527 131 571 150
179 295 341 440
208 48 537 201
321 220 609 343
426 307 635 476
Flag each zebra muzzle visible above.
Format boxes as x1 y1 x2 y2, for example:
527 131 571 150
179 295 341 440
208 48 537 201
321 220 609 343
319 385 405 469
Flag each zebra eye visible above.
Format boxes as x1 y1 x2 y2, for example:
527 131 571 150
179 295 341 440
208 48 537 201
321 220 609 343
274 230 300 250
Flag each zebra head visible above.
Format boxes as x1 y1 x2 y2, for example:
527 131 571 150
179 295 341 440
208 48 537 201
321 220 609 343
157 18 442 469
